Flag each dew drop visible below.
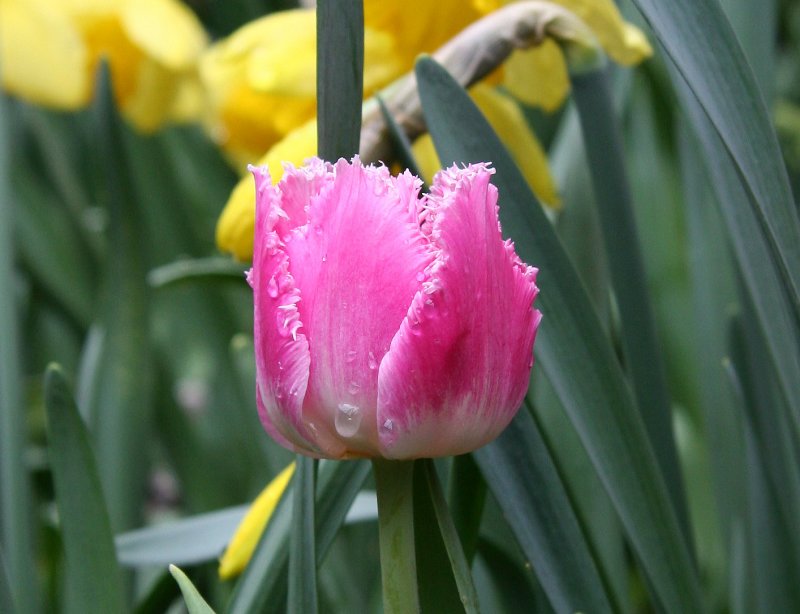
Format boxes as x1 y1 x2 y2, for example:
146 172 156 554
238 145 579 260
335 403 362 438
368 351 378 370
381 419 393 432
348 380 361 395
346 349 357 363
266 277 279 298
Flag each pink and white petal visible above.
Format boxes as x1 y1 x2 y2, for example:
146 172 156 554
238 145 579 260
377 164 541 459
271 157 334 239
285 158 433 456
251 166 326 457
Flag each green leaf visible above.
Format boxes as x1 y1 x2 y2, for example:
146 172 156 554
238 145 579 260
288 457 318 614
116 505 250 567
376 95 423 179
228 460 370 613
570 68 691 550
132 570 181 614
0 547 16 614
80 62 151 532
169 565 216 614
316 0 364 160
416 56 702 613
422 459 480 614
44 365 125 614
447 454 485 564
148 257 249 289
671 70 800 435
629 0 800 315
474 411 612 614
0 94 40 614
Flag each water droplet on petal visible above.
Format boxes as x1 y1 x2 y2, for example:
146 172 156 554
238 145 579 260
335 403 361 438
382 419 393 432
348 380 361 395
346 349 357 363
266 277 279 298
368 351 378 370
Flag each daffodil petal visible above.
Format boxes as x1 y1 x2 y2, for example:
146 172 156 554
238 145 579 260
121 0 206 71
502 38 570 111
216 119 318 260
218 463 296 580
0 0 88 109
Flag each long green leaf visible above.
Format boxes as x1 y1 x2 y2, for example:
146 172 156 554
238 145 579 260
228 460 369 613
0 95 39 614
671 69 800 434
0 547 15 614
288 457 318 614
316 0 364 160
422 460 480 614
416 56 701 613
147 257 248 289
571 67 691 550
80 63 150 532
474 410 612 613
628 0 800 314
447 454 485 564
169 565 216 614
44 365 125 614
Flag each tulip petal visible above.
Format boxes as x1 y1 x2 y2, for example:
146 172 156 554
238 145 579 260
377 164 541 459
284 158 433 457
251 165 322 456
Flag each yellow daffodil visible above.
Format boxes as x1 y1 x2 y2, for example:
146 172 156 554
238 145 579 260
0 0 207 132
211 0 651 260
200 8 402 170
218 463 295 580
475 0 652 110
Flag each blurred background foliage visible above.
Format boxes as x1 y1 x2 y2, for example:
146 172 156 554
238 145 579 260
1 0 799 612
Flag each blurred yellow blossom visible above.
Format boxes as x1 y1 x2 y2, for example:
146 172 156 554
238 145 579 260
475 0 652 110
0 0 207 132
212 0 651 260
200 8 401 169
218 463 295 580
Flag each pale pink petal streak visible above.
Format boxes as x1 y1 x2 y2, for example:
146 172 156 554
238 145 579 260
377 164 541 459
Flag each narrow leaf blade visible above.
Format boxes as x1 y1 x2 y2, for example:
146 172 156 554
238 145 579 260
44 365 125 614
416 56 702 613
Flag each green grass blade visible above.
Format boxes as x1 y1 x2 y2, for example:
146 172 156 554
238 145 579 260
474 411 612 614
228 460 369 613
629 0 800 314
0 96 39 614
0 547 16 614
416 56 702 613
571 68 691 551
422 460 480 614
672 71 800 435
81 63 151 532
447 454 485 564
44 365 125 614
147 257 248 289
169 565 216 614
288 457 318 614
316 0 364 160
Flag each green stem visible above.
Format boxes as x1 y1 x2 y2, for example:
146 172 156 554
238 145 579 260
372 459 419 614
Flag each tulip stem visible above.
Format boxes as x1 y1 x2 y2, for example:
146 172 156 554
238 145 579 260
372 459 420 614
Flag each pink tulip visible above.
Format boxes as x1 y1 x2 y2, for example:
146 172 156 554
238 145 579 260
249 156 541 459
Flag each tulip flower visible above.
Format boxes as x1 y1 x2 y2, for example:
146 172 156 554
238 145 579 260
0 0 207 132
250 157 541 459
